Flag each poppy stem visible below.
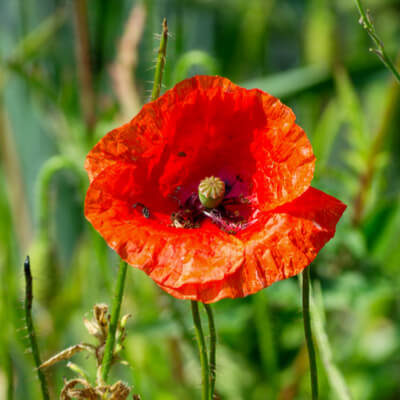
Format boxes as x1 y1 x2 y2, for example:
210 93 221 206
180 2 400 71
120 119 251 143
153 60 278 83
302 267 319 399
191 301 210 400
101 260 128 383
203 304 217 398
354 0 400 84
24 256 50 400
151 18 168 101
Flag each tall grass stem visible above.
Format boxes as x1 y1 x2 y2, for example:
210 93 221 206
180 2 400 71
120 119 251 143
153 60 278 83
24 256 50 400
354 0 400 83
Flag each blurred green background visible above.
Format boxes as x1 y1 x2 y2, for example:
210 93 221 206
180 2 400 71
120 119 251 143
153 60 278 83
1 0 400 399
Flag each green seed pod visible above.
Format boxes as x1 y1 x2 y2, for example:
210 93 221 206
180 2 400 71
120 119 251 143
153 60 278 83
198 176 225 209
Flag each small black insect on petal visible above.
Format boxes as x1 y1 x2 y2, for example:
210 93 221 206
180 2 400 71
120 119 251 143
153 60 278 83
177 151 187 157
236 174 243 182
142 207 150 218
132 202 150 218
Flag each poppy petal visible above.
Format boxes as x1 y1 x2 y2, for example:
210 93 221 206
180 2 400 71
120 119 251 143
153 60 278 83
84 75 344 303
85 75 315 211
157 187 346 303
85 162 245 288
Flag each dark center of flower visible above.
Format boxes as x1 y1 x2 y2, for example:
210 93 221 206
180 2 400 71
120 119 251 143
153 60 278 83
170 175 252 234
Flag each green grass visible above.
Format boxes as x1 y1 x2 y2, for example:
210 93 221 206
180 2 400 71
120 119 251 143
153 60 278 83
1 0 400 399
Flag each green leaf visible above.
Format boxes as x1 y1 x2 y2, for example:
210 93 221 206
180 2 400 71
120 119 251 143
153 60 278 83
334 67 369 149
9 9 66 63
243 64 330 99
312 99 342 176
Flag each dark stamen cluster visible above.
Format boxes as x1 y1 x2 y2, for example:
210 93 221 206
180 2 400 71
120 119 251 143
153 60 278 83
171 192 250 234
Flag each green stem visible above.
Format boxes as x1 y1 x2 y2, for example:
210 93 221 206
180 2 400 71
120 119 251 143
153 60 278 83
91 228 113 295
24 256 50 400
354 0 400 83
302 267 318 400
151 18 168 101
99 13 168 388
36 155 83 234
191 301 209 400
203 304 216 398
101 260 128 383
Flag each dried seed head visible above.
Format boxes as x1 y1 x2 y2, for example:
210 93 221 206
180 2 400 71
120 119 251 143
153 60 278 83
109 381 131 400
60 378 95 400
94 304 108 330
198 176 225 208
83 317 102 339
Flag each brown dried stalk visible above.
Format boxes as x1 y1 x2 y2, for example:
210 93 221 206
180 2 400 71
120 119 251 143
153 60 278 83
39 344 94 370
110 3 147 121
73 0 96 134
39 303 136 399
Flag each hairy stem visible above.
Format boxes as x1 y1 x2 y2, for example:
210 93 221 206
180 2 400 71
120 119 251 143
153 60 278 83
24 256 50 400
191 301 209 400
354 0 400 83
100 260 128 383
100 14 168 387
302 267 318 400
203 304 217 398
151 18 168 101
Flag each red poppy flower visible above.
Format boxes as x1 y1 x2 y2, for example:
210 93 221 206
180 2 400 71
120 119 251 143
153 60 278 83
85 75 346 303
